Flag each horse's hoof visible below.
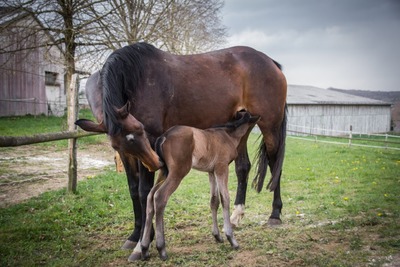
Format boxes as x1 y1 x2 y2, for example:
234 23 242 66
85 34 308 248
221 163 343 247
121 239 137 250
141 249 150 261
267 217 282 227
128 252 142 262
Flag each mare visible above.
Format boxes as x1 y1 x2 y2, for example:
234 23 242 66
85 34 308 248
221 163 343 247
75 42 287 261
141 111 260 260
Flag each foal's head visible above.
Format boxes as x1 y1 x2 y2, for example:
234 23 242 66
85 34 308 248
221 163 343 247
221 111 260 140
75 101 162 172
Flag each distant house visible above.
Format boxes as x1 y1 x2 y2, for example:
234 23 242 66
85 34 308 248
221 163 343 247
287 85 392 135
0 7 66 117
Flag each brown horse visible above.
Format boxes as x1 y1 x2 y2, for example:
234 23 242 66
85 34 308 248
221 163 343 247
75 42 287 261
141 111 260 260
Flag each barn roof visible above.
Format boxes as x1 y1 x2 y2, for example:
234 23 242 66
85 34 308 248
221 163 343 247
0 7 30 26
287 85 391 106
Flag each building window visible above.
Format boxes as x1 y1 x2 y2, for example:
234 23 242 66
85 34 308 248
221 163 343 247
45 71 59 86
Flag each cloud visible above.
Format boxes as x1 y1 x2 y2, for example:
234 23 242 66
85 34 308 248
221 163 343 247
222 0 400 91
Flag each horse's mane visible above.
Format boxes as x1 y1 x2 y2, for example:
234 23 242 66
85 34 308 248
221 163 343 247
101 42 159 135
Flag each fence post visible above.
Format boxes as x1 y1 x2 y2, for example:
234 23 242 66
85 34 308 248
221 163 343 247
67 74 78 193
348 125 352 147
385 133 388 149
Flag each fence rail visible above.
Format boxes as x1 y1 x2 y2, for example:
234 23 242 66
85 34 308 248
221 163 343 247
0 131 100 147
287 124 400 150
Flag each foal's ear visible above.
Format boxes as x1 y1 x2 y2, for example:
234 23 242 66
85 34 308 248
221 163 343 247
249 115 261 124
115 101 131 119
234 110 246 120
75 119 107 133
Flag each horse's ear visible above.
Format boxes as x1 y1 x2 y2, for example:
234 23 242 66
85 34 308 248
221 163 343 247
115 101 131 119
75 119 107 133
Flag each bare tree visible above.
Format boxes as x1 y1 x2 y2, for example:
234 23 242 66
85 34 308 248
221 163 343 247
91 0 227 55
1 0 227 78
160 0 227 54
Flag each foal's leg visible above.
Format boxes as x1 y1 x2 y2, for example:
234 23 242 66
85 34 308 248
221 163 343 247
231 131 251 227
153 171 187 260
215 166 239 249
209 172 223 243
141 173 166 260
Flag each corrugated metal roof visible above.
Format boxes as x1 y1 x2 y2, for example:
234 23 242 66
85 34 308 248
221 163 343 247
287 85 391 105
0 7 28 26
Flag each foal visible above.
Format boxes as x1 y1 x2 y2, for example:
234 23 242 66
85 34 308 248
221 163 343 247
141 111 260 260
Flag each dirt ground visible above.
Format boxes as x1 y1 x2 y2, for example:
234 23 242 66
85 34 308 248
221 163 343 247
0 141 116 208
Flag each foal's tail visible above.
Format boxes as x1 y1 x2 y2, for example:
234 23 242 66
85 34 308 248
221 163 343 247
252 104 287 192
155 136 169 177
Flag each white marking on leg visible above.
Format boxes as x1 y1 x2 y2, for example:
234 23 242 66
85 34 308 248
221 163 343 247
133 240 141 253
230 204 245 227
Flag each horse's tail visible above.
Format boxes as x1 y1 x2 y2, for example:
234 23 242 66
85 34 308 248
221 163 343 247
253 104 287 192
155 136 169 177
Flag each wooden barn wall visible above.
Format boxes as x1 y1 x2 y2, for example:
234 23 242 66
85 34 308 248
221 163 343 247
0 16 65 117
287 104 391 135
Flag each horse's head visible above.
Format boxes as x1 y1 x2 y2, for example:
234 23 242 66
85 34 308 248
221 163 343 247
75 102 163 172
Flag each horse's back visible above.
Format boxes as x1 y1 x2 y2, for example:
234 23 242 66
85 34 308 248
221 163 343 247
159 46 286 130
85 71 104 123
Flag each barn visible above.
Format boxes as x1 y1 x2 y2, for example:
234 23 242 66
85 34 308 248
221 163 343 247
287 85 392 136
0 7 66 117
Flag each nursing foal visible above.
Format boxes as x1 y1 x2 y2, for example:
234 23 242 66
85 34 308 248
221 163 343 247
141 111 260 260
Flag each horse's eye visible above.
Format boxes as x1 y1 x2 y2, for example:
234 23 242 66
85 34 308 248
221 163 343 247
126 134 135 142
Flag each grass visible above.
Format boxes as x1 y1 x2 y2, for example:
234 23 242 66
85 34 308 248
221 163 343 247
1 132 399 266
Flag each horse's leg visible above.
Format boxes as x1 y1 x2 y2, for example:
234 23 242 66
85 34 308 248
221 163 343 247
118 153 141 250
209 172 223 243
141 173 166 260
215 166 239 249
128 164 155 262
258 125 285 226
269 171 282 225
231 131 251 227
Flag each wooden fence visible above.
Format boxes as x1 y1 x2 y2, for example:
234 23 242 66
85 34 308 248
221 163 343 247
0 74 102 193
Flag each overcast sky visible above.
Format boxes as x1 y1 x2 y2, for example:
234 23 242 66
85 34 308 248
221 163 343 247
222 0 400 91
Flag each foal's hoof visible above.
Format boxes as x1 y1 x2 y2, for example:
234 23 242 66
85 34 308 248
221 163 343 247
158 248 168 261
213 234 224 243
121 240 137 250
128 252 142 262
267 217 282 227
227 236 239 250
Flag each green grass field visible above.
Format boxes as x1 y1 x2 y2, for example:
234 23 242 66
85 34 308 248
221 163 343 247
0 115 399 266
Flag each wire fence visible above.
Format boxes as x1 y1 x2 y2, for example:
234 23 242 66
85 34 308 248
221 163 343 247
0 95 88 116
287 124 400 151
